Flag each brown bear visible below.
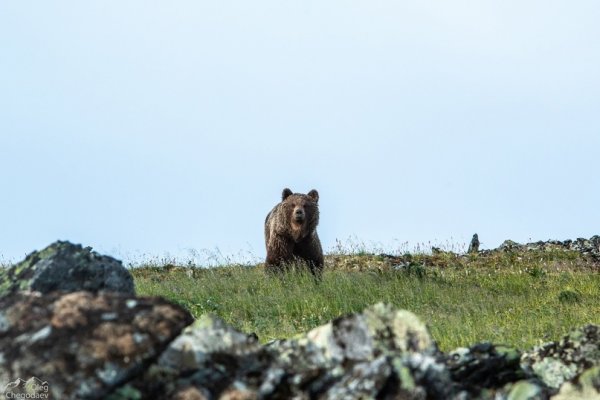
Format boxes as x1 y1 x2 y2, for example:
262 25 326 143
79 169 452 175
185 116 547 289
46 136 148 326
264 188 324 277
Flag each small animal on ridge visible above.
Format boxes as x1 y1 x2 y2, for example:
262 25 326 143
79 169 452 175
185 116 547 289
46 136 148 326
468 233 480 254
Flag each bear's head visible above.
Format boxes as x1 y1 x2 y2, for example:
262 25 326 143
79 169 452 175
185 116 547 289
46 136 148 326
281 188 319 236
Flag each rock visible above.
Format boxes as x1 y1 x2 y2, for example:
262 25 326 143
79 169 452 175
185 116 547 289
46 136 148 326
306 303 437 361
551 366 600 399
130 303 470 399
522 325 600 389
502 380 549 400
128 303 597 399
500 240 524 252
260 336 336 398
301 304 457 398
0 241 134 298
0 291 193 400
122 307 599 399
129 314 268 399
446 343 527 391
158 314 264 370
294 304 455 399
321 355 391 399
444 343 553 399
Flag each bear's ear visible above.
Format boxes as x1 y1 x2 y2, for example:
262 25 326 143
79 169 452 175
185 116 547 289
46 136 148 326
307 189 319 203
282 188 293 201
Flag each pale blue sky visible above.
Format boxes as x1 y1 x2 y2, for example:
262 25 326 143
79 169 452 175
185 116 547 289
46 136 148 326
1 2 599 264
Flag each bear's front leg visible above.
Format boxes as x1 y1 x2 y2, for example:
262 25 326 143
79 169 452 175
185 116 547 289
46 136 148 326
265 234 295 273
293 234 324 280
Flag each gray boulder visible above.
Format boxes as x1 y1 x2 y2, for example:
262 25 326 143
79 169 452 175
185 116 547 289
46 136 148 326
446 343 527 390
522 324 600 389
499 240 525 252
127 304 600 399
128 303 467 399
128 313 269 399
0 241 134 298
551 366 600 399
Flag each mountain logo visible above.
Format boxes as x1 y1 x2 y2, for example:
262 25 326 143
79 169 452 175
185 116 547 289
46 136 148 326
1 376 49 398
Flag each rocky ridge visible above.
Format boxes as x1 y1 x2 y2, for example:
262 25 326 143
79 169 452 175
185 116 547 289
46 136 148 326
0 240 598 399
493 235 600 261
382 235 600 272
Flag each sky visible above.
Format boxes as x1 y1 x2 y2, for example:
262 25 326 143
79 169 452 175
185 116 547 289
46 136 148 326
1 1 599 265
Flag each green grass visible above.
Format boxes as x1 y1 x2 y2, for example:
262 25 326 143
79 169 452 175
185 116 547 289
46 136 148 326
132 251 600 351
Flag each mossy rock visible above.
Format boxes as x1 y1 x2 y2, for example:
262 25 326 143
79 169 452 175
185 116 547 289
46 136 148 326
0 241 134 299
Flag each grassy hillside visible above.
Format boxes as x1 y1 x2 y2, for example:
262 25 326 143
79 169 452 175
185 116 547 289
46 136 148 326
132 249 600 351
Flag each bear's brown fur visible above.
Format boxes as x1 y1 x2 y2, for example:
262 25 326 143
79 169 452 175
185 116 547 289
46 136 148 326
264 188 324 276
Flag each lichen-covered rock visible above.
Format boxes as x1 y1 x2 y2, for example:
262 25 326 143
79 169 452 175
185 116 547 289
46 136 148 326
446 343 527 391
0 241 134 298
321 355 391 399
522 325 600 389
499 240 525 252
159 314 264 370
263 304 458 399
143 303 589 399
551 366 600 399
399 352 462 399
500 380 549 400
0 291 193 400
260 336 338 398
129 314 268 399
306 303 437 363
130 303 469 399
299 304 462 398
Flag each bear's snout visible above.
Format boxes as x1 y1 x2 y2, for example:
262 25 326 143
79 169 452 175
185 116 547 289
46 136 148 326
293 207 305 222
